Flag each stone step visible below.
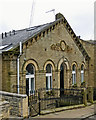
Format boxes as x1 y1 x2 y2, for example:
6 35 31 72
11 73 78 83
87 102 92 106
9 116 24 119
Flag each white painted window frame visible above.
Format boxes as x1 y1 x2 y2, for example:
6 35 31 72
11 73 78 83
81 70 84 83
46 68 52 90
26 74 35 95
72 70 76 85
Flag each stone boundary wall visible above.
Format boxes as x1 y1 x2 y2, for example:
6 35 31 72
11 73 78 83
0 91 28 118
0 99 10 119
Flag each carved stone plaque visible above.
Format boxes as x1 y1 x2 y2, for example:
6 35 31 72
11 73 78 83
60 41 66 51
51 40 66 52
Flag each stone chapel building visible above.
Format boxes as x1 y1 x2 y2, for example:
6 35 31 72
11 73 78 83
0 13 96 95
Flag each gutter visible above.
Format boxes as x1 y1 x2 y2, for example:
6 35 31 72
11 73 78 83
17 42 22 94
0 44 13 53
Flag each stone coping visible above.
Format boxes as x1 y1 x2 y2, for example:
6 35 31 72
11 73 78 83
40 102 94 115
93 100 96 104
0 91 27 98
0 100 9 106
41 104 85 115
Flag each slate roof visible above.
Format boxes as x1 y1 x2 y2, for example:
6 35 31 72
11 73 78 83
0 12 91 61
87 40 96 44
80 39 96 45
0 21 56 51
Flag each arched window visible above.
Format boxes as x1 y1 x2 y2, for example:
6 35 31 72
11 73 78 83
26 63 34 75
72 64 76 85
81 64 84 83
46 64 52 90
26 63 35 95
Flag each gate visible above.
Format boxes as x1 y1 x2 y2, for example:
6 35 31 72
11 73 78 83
28 91 40 117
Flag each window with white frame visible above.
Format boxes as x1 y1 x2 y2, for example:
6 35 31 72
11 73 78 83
81 64 84 83
72 64 76 85
26 63 35 95
46 64 52 90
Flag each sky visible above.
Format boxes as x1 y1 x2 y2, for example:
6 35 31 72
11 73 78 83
0 0 95 40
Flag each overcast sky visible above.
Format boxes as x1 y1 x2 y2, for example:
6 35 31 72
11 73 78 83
0 0 95 40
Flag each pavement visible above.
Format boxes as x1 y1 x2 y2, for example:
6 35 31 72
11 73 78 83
84 114 96 120
31 103 96 119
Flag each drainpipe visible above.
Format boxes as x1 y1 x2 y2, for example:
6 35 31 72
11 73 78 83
17 42 22 94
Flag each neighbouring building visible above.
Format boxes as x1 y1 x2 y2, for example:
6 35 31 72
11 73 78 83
0 13 96 96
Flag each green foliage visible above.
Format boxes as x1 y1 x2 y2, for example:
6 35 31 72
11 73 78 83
44 90 55 98
81 81 86 88
72 83 77 88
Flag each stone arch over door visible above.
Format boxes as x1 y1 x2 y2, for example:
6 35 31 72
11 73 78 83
57 57 70 89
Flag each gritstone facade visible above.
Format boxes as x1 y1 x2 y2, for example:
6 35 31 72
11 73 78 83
0 13 96 95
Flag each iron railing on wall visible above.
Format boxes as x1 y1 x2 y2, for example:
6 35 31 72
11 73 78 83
29 88 83 116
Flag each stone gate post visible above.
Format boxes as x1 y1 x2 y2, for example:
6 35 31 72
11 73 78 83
83 88 87 106
87 87 93 103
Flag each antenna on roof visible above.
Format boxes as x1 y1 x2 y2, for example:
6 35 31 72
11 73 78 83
29 0 36 27
46 9 55 15
46 9 55 21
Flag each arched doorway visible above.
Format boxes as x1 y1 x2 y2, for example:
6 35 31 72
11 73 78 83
60 63 64 96
26 63 35 96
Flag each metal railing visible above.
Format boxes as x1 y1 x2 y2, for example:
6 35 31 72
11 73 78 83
29 88 83 116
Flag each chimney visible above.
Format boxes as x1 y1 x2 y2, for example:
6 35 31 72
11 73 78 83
5 32 7 37
13 30 15 35
55 13 64 20
10 31 11 36
2 33 3 39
